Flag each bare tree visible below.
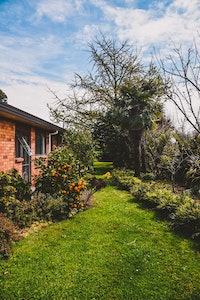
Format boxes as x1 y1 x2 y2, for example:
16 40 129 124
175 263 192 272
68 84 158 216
158 37 200 133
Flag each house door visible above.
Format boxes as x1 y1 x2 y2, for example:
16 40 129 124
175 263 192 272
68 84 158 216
16 130 32 182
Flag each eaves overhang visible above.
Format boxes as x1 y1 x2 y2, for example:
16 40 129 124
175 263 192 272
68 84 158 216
0 102 64 132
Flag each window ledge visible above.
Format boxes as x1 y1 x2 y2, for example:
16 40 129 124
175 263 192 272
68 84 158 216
15 157 24 163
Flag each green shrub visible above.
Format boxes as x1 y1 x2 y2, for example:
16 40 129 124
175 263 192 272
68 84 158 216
0 169 32 201
0 170 34 228
111 168 200 242
0 213 21 259
30 193 70 222
112 169 141 191
170 200 200 238
190 185 200 197
130 182 150 202
63 129 97 171
34 147 88 216
140 172 156 181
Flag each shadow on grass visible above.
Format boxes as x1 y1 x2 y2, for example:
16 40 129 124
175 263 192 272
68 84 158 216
127 195 200 252
93 161 113 176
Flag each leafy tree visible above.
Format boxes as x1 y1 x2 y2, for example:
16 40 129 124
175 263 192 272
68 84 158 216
63 129 97 170
144 118 175 176
109 65 166 176
48 34 141 129
0 89 7 103
92 113 131 167
49 35 166 175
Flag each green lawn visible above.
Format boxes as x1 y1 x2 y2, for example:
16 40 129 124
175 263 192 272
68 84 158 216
93 161 113 175
1 185 200 300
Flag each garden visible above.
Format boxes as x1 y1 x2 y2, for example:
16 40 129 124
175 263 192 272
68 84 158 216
0 161 200 299
1 35 200 299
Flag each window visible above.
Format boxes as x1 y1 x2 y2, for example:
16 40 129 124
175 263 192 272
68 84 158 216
15 130 30 158
35 132 46 155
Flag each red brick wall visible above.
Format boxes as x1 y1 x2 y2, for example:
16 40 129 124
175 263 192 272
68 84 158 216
0 119 52 183
0 119 23 174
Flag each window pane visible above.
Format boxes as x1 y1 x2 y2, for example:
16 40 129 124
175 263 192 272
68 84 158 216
35 132 46 155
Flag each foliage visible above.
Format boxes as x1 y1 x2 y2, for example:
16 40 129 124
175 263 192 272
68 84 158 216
93 161 113 175
92 115 131 166
0 170 33 228
0 169 32 201
112 168 142 190
185 135 200 188
30 194 71 222
34 147 88 214
0 89 7 102
63 128 97 170
1 186 200 299
49 35 166 174
0 213 21 259
112 168 200 241
49 34 142 129
144 120 176 178
170 200 200 238
0 154 91 257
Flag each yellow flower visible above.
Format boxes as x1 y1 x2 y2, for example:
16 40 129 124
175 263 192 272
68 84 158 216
104 172 111 179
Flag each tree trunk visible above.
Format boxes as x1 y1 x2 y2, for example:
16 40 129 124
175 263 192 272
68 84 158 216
129 130 143 177
141 142 147 173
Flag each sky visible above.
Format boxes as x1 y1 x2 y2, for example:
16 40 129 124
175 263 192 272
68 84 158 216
0 0 200 126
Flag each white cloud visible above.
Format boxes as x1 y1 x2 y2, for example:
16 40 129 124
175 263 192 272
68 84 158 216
0 32 69 85
97 0 200 54
1 0 200 129
35 0 84 22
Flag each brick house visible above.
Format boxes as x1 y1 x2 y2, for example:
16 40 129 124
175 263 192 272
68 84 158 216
0 101 64 182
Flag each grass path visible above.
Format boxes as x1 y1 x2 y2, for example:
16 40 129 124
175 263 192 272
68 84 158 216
1 186 200 299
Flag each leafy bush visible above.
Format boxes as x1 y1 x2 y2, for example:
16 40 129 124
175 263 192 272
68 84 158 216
112 169 142 191
140 172 156 181
0 169 32 201
63 129 97 171
30 193 71 222
170 200 200 239
0 213 21 258
0 170 34 228
157 192 189 216
112 168 200 241
0 195 34 228
34 147 88 216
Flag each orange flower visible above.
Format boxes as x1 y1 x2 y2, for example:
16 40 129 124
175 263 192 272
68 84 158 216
78 179 83 186
61 190 68 194
74 186 79 192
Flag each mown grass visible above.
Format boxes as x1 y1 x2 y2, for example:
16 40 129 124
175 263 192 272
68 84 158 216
1 184 200 299
93 161 113 175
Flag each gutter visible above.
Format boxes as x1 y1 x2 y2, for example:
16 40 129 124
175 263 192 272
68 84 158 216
49 131 59 153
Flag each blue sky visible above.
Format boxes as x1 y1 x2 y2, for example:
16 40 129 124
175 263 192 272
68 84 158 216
0 0 200 124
